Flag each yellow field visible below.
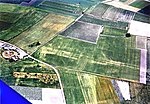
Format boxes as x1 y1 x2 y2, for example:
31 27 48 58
10 13 75 54
77 73 120 104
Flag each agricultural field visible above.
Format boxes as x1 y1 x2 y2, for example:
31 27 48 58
33 28 140 83
59 70 120 104
79 14 129 30
9 13 75 54
37 1 84 16
87 3 110 18
102 26 128 36
0 3 48 41
60 21 103 44
41 0 101 8
0 3 30 12
133 12 150 23
0 55 59 88
87 3 135 23
129 0 150 9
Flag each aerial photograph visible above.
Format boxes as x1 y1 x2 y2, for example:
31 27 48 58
0 0 150 104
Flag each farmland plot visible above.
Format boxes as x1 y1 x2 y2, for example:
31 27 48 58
0 4 48 41
116 10 135 22
10 13 75 54
129 0 150 9
59 70 120 104
0 56 58 88
133 13 150 23
79 14 129 30
33 33 141 83
88 3 110 19
60 21 103 44
102 7 121 21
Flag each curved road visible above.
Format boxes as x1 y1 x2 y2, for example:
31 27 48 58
0 40 66 104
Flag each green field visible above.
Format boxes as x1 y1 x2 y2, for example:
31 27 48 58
0 3 48 41
79 15 128 30
0 55 58 88
130 1 149 9
102 26 127 36
9 13 75 54
59 70 120 104
33 27 140 82
133 13 150 23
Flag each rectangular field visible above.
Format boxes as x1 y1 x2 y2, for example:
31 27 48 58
10 13 75 54
129 1 150 9
60 21 103 44
33 32 141 82
79 14 129 30
59 70 120 104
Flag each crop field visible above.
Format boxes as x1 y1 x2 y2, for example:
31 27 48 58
0 12 24 23
101 7 134 22
0 21 12 31
33 30 140 82
9 13 75 54
102 26 128 36
79 14 129 30
102 7 121 21
38 1 83 15
77 72 120 104
0 55 58 88
43 0 101 8
0 3 30 12
133 13 150 23
60 21 103 44
129 0 150 9
59 70 120 104
0 3 48 41
116 9 135 23
59 71 85 104
88 3 110 19
87 3 135 23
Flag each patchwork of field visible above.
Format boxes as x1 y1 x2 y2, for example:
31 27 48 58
60 21 103 44
0 56 59 88
36 0 104 16
42 0 101 8
59 70 120 104
0 3 48 41
87 3 135 23
79 14 129 30
37 1 84 16
9 13 75 54
33 28 140 82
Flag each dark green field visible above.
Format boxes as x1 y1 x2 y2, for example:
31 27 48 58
0 3 48 41
130 1 150 9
